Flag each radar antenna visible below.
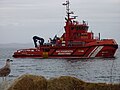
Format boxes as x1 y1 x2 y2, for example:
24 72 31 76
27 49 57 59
63 0 73 19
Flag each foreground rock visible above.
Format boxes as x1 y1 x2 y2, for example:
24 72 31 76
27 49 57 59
47 76 85 90
7 74 120 90
8 74 47 90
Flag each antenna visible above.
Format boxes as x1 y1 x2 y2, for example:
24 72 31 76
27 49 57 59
71 16 78 19
62 0 70 19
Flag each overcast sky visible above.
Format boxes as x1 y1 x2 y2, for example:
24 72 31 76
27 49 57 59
0 0 120 44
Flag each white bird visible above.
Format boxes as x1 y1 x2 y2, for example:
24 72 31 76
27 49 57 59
0 59 12 81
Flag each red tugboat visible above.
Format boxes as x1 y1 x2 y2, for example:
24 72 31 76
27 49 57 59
13 0 118 59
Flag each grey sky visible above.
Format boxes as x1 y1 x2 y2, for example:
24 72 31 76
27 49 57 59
0 0 120 44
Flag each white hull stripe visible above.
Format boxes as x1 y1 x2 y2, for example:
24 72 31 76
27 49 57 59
90 46 104 57
88 46 98 57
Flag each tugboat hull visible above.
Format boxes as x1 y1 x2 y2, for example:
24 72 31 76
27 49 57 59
13 43 118 59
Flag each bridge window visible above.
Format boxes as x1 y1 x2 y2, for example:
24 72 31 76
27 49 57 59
76 26 88 30
71 26 88 30
76 26 79 30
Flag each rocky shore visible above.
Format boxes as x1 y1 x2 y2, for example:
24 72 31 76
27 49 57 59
2 74 120 90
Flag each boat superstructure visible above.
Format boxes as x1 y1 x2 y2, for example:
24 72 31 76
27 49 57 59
13 0 118 58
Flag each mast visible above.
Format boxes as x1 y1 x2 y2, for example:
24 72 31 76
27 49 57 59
63 0 71 20
63 0 73 45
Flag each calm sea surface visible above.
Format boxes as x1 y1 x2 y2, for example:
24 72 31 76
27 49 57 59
0 47 120 84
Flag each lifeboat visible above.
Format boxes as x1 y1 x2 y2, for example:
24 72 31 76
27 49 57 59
13 0 118 59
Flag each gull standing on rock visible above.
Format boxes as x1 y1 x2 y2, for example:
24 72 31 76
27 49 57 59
0 59 13 81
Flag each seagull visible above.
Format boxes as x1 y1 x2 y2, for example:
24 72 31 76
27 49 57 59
0 59 13 81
